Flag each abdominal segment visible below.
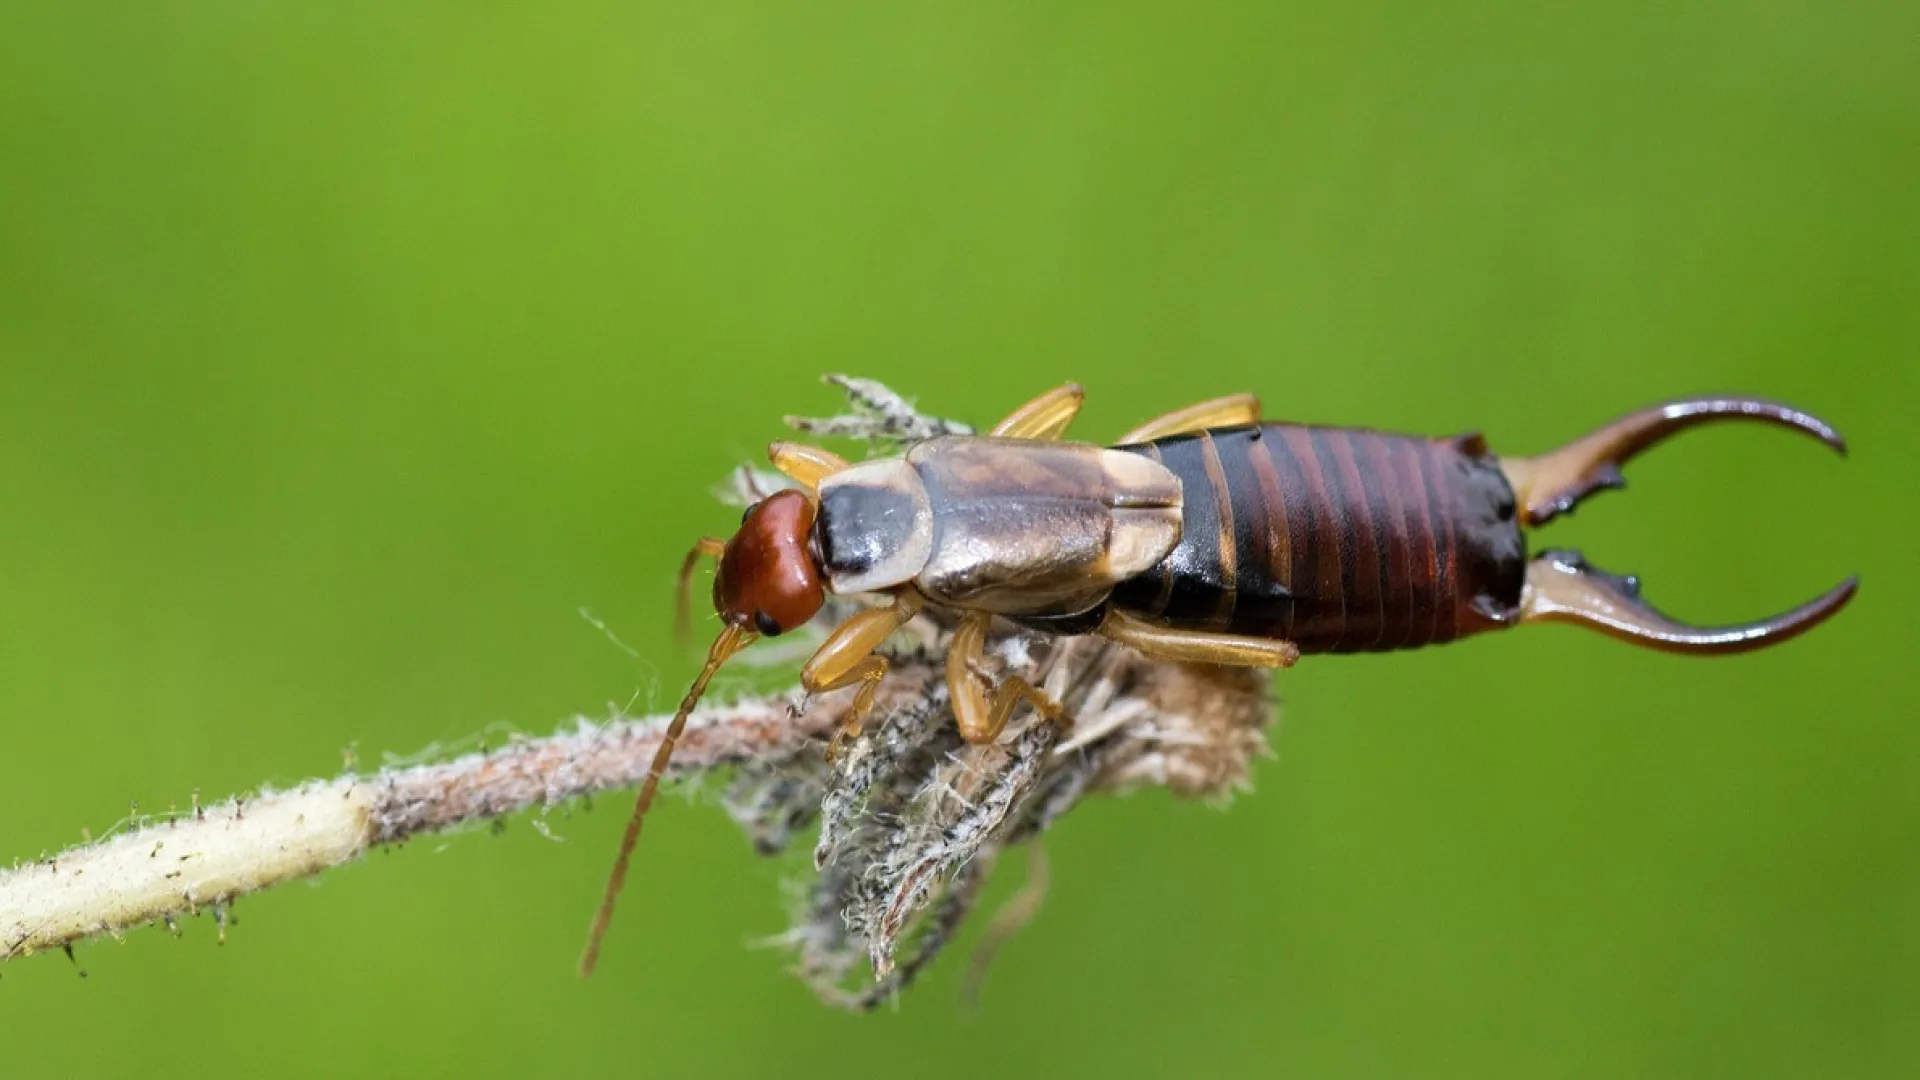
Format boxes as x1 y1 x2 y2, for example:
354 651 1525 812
1111 425 1526 653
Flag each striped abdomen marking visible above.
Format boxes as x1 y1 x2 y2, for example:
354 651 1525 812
1110 424 1526 654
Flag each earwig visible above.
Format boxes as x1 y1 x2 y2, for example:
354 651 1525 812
578 384 1856 975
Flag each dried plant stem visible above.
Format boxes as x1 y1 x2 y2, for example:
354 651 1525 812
0 672 929 962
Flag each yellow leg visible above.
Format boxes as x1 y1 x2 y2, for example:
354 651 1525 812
801 591 926 757
989 383 1086 441
947 612 1069 744
1099 608 1300 667
768 441 850 494
1114 393 1262 444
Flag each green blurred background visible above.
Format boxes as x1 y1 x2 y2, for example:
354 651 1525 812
2 2 1914 1076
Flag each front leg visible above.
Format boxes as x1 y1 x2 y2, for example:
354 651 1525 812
946 611 1070 744
800 591 926 759
768 441 851 495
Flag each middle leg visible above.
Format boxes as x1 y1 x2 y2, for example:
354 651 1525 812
946 611 1070 744
989 383 1086 441
1114 393 1262 444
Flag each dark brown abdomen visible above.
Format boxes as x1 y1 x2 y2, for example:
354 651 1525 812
1110 424 1526 653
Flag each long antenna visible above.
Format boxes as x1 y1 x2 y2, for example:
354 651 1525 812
674 538 725 644
578 622 754 977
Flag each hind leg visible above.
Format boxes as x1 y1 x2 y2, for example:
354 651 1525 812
1114 394 1262 444
1099 609 1300 667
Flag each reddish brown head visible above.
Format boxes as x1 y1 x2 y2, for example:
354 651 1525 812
713 489 827 637
580 488 830 978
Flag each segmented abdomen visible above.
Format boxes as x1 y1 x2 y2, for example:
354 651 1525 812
1110 424 1526 653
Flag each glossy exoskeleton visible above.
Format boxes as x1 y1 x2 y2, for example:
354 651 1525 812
579 384 1856 974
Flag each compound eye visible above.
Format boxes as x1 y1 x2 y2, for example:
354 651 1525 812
753 611 783 637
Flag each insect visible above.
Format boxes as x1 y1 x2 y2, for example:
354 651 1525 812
577 384 1855 974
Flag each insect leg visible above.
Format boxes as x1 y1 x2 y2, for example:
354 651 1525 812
947 612 1070 744
801 591 926 758
1113 393 1263 443
1099 609 1301 667
989 383 1086 440
768 441 851 494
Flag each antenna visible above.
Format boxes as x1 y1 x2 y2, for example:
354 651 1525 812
578 622 754 976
